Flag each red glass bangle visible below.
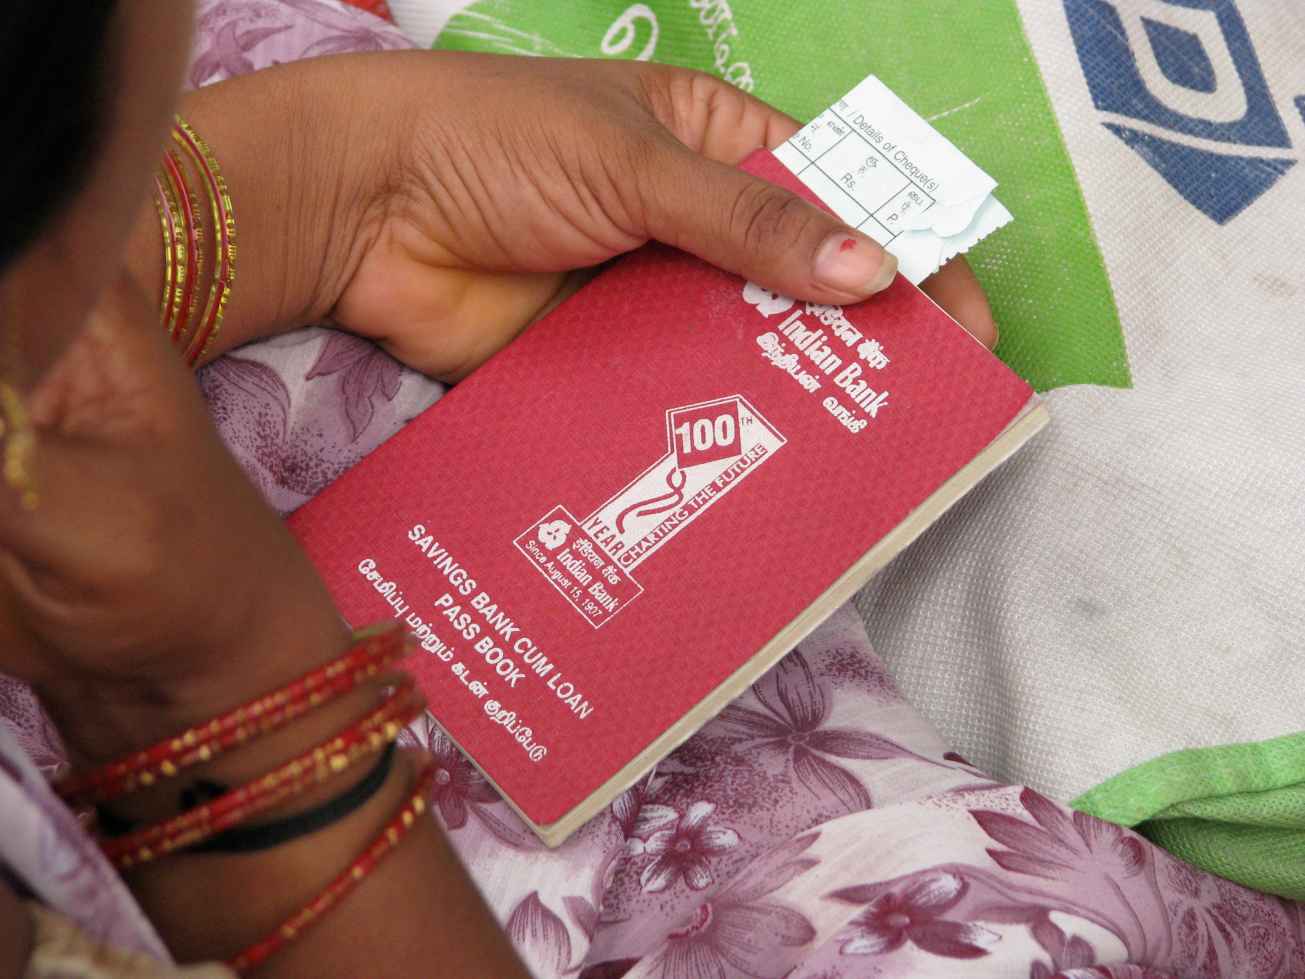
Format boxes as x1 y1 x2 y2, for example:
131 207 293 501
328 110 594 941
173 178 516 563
103 678 424 870
152 173 180 334
161 149 199 343
171 115 235 367
227 757 436 976
56 624 407 806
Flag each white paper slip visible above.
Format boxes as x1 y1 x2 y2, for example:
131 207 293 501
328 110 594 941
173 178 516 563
774 75 1012 284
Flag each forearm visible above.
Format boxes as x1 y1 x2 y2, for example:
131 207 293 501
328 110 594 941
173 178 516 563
54 617 526 976
122 56 399 363
127 751 528 978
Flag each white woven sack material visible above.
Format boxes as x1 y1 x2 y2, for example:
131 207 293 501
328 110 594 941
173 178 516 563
386 0 1304 803
858 2 1305 801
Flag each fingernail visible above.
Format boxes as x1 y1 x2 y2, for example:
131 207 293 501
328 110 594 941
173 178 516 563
813 232 898 297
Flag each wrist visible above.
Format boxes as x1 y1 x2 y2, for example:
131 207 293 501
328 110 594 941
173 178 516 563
45 578 354 769
91 676 402 845
122 747 424 965
50 603 387 843
123 57 396 363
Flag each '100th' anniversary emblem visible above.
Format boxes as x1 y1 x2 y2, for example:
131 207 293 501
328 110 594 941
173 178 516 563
514 395 784 628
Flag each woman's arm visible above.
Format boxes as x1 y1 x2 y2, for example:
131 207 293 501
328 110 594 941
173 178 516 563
123 53 994 381
2 280 528 977
99 632 531 978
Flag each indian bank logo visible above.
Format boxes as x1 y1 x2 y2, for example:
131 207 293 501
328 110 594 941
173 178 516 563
742 281 796 318
536 519 570 551
1064 0 1303 224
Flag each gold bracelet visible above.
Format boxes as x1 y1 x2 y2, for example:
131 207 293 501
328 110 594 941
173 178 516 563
0 382 38 511
159 160 192 344
172 115 236 367
160 148 202 345
174 148 206 330
151 173 179 335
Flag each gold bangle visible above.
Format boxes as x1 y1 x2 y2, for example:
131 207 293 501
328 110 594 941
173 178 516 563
160 148 203 345
172 115 236 367
158 160 191 344
151 174 178 334
173 148 206 329
0 382 38 511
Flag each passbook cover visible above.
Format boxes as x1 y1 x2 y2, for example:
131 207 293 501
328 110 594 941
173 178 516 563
289 77 1047 845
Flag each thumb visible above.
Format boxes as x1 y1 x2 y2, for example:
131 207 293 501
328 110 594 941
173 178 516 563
643 145 898 306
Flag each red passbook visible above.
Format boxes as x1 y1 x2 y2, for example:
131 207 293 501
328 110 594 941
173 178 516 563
289 151 1045 845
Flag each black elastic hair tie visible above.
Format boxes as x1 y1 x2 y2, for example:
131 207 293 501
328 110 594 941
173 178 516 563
185 742 399 855
94 743 400 852
95 746 399 856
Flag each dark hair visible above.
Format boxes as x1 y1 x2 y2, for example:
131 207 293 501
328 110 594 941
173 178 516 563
0 3 118 270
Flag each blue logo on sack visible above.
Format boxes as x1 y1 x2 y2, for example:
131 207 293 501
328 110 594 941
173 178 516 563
1064 0 1301 224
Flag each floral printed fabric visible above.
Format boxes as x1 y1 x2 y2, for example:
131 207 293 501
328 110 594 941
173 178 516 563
0 727 167 959
0 2 1303 977
400 611 1305 978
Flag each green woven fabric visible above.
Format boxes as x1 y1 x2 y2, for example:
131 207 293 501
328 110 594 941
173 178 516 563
433 0 1130 391
1073 733 1305 901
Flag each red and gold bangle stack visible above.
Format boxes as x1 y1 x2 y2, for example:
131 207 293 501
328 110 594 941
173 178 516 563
151 113 236 368
59 622 438 975
55 624 408 807
103 675 422 870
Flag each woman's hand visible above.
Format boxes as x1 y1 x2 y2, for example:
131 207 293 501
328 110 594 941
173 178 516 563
141 53 995 381
0 275 350 764
338 54 997 379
